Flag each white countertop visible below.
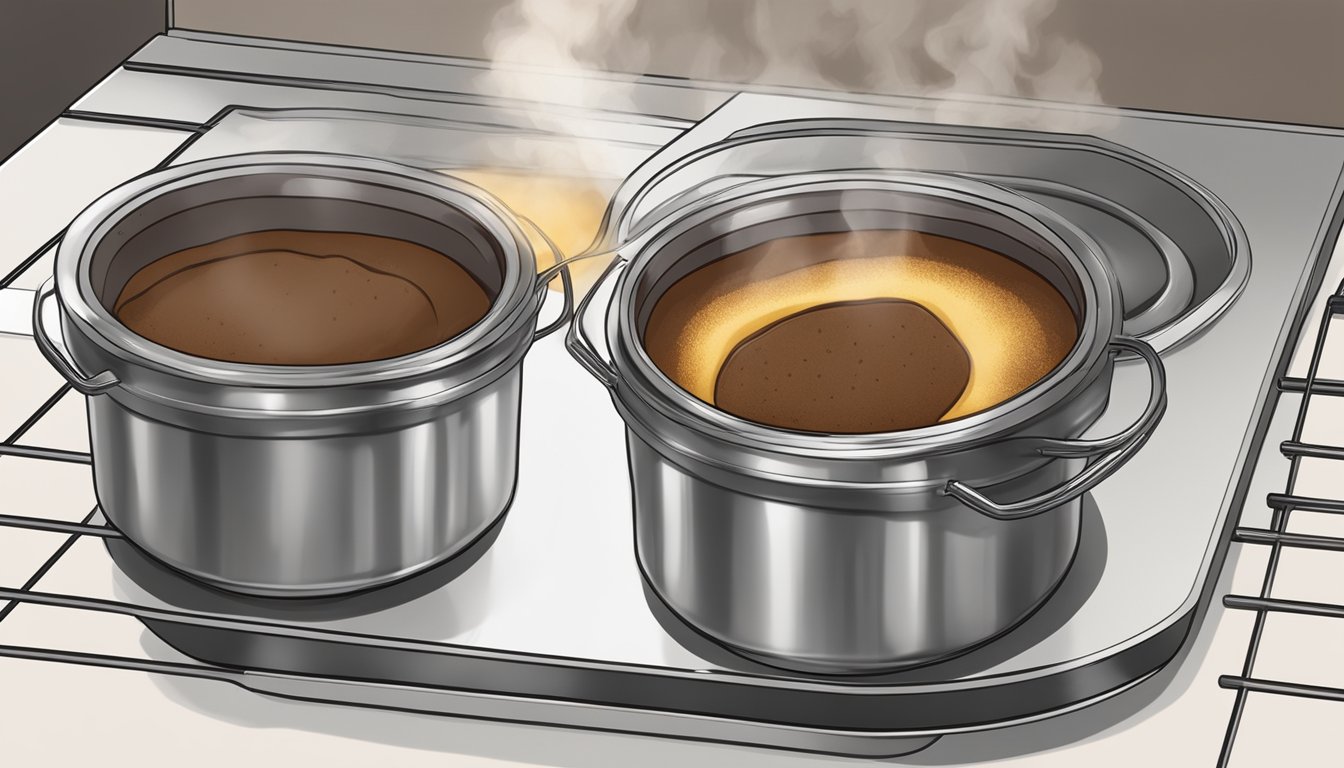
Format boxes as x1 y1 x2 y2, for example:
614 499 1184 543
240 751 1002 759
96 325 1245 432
3 31 1344 767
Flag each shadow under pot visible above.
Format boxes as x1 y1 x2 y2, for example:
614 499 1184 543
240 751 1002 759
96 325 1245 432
568 171 1168 674
35 152 566 597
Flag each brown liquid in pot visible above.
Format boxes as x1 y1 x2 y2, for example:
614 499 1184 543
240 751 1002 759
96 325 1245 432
715 300 972 434
114 230 492 365
644 230 1079 432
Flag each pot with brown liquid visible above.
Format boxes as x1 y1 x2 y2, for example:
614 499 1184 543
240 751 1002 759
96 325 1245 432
35 153 562 597
568 172 1167 673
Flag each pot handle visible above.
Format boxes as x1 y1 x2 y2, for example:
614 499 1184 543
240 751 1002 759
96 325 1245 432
528 217 641 343
564 253 627 389
524 218 578 342
31 278 120 396
944 336 1166 521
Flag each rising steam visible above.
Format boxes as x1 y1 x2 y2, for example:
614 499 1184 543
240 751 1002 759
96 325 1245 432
924 0 1105 128
483 0 1110 155
481 0 650 177
474 0 1109 274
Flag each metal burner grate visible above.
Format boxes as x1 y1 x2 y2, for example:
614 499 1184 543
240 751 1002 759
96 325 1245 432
0 374 242 679
0 381 536 705
1217 283 1344 765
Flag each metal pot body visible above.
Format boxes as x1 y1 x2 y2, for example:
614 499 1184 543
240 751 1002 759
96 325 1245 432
568 172 1166 673
87 367 521 596
620 348 1113 672
627 428 1083 673
38 153 552 596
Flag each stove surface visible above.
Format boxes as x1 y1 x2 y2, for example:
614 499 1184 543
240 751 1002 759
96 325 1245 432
3 31 1344 767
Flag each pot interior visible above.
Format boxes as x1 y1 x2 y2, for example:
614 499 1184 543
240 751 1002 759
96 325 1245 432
84 171 511 365
636 186 1089 434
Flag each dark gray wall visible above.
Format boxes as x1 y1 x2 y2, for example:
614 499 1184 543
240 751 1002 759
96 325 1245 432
2 0 1338 156
0 0 166 161
173 0 1344 128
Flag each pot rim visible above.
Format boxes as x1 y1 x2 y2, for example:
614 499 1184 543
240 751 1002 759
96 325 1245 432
608 171 1121 459
54 152 540 392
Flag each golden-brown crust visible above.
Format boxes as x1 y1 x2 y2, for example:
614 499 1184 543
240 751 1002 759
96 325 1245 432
644 230 1078 426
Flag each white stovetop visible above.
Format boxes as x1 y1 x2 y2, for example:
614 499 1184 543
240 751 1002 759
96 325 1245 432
3 33 1344 768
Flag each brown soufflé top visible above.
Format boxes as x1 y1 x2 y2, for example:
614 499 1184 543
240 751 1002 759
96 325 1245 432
644 230 1078 434
114 230 492 365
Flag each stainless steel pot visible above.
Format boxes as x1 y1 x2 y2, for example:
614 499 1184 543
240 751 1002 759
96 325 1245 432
34 153 572 597
568 171 1167 673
